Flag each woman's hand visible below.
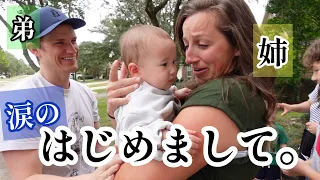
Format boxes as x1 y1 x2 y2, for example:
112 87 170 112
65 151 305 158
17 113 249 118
90 154 124 180
106 60 142 117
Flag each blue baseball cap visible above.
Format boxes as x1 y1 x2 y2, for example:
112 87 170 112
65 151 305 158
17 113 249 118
29 6 86 38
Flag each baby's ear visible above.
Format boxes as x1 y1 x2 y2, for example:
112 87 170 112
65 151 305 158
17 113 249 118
128 63 140 77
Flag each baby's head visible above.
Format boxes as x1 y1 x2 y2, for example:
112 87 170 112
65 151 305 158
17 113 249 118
120 24 177 90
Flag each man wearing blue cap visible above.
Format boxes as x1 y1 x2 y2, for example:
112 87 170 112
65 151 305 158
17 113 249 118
0 6 122 179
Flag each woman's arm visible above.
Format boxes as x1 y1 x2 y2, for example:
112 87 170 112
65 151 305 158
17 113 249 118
114 106 244 180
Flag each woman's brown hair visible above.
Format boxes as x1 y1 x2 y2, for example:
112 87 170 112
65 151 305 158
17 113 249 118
175 0 276 122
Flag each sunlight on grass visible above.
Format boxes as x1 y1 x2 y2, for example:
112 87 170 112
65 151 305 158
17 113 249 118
94 88 107 94
81 79 106 84
87 83 107 88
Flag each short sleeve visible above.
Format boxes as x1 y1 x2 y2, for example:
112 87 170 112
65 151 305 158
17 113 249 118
181 78 266 132
309 84 319 103
0 122 39 152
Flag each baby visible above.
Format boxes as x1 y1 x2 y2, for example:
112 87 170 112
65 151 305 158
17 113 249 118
114 24 198 160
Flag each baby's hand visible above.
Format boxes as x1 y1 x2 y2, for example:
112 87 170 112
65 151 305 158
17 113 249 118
174 87 192 100
186 129 202 155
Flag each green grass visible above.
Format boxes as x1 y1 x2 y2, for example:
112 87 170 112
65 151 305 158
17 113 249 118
275 111 306 180
86 83 107 88
80 79 106 84
276 111 306 121
94 88 107 94
97 97 112 128
275 111 307 150
78 79 95 83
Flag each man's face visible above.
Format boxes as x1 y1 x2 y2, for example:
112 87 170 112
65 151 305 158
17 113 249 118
37 24 79 76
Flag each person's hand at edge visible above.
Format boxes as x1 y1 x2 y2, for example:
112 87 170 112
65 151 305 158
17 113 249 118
90 154 124 180
106 59 142 117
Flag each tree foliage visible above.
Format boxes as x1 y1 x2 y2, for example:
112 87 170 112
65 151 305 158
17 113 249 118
76 0 188 79
78 41 109 80
91 0 187 65
0 47 9 74
266 0 320 102
0 46 35 76
5 52 35 76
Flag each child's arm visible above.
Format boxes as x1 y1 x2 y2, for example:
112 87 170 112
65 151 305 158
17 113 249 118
277 100 311 116
306 159 312 166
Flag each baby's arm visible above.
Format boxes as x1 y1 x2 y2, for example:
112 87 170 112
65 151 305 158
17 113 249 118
173 87 192 100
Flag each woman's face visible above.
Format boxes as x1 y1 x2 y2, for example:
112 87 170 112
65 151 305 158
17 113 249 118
182 12 239 83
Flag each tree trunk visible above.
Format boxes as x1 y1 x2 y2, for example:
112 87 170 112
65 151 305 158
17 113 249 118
145 0 169 27
173 0 182 42
173 0 183 69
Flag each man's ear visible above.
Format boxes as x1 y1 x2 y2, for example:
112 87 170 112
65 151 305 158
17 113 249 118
26 42 40 57
128 63 140 77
